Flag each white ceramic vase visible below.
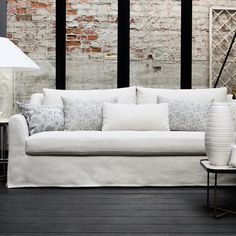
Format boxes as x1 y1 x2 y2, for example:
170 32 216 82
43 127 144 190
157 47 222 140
230 145 236 167
205 102 235 166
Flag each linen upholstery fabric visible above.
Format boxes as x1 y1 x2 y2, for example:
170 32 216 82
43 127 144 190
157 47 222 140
62 97 117 131
102 103 170 131
25 131 205 156
30 93 43 105
17 103 64 135
8 114 236 188
43 87 137 106
157 96 213 131
137 87 227 104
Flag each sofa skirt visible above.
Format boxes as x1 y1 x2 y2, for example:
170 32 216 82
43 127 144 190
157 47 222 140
7 155 236 188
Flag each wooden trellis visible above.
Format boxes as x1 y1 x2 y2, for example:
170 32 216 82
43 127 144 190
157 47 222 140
209 7 236 92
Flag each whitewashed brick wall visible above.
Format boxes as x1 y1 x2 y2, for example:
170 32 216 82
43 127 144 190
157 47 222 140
6 0 236 102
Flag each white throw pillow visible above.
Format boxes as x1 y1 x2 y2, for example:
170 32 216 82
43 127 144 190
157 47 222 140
137 87 227 104
102 103 170 131
43 87 137 106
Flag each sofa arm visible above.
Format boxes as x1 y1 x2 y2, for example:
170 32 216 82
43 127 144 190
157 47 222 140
8 114 29 187
9 114 29 156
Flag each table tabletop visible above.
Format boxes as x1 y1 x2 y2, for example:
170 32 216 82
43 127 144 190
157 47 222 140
200 159 236 173
0 119 9 125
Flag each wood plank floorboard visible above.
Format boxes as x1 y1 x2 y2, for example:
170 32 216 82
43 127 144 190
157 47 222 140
0 183 236 235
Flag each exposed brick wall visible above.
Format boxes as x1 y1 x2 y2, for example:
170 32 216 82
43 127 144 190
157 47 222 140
130 0 181 87
65 0 118 89
7 0 55 59
7 0 56 102
6 0 236 103
66 0 117 56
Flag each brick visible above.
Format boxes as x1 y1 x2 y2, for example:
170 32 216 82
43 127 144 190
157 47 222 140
7 33 13 39
47 47 55 52
31 3 47 9
67 10 78 15
78 35 88 40
87 35 98 40
83 29 96 34
66 41 81 47
17 8 26 15
16 15 32 21
91 47 102 53
66 28 83 34
8 8 16 14
67 35 77 40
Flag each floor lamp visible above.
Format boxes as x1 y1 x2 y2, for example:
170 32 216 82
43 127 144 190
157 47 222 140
0 37 40 119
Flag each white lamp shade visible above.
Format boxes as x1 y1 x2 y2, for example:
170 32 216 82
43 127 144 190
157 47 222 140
0 37 40 71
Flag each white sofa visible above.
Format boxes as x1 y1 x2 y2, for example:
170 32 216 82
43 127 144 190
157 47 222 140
7 87 236 188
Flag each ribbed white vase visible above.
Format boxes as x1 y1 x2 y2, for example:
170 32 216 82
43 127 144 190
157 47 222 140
205 102 235 166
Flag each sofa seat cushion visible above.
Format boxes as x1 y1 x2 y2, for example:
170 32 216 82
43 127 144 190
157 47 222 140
25 131 205 156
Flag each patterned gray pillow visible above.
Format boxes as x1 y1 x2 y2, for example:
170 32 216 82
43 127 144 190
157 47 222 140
62 97 118 131
157 96 213 131
17 103 64 135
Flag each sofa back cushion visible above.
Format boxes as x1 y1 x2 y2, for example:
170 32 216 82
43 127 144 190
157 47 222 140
30 93 44 105
102 103 170 131
42 87 137 106
137 87 227 104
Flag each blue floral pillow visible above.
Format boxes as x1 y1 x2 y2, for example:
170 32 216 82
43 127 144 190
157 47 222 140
17 102 64 135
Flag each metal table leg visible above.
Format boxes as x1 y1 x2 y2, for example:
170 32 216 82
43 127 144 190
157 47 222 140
209 173 236 219
201 159 236 218
207 171 210 208
3 124 7 179
0 126 3 180
214 173 218 218
0 124 7 181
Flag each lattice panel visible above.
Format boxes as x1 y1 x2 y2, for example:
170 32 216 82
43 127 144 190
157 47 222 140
210 7 236 92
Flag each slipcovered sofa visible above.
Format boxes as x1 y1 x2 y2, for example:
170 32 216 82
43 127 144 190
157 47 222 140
7 87 236 188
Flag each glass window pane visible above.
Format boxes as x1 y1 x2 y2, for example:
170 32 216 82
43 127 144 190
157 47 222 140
130 0 181 88
66 0 117 89
192 0 236 90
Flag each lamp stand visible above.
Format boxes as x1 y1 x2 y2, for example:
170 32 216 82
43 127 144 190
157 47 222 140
0 69 14 119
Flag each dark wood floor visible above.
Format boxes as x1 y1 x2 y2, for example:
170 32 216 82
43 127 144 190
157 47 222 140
0 183 236 236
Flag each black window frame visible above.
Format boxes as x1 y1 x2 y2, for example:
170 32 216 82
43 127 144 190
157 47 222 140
2 0 193 89
0 0 7 37
56 0 66 89
181 0 192 89
117 0 130 88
